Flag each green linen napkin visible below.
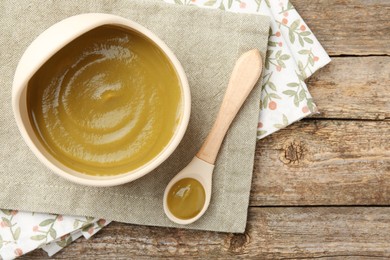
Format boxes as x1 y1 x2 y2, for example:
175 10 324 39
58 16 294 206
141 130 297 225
0 0 269 232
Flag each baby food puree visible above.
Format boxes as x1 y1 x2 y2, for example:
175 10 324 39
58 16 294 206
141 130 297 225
27 25 182 175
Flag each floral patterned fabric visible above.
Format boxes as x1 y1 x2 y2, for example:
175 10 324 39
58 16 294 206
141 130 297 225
0 209 110 259
0 0 330 259
168 0 331 138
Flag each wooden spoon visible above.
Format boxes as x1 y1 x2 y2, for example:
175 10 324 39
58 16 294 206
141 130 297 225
163 49 263 225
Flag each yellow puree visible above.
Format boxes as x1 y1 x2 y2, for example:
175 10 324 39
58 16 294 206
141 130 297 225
27 26 182 175
167 178 206 220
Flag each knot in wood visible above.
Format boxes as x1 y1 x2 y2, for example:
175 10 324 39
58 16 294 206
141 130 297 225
282 140 305 165
227 233 249 253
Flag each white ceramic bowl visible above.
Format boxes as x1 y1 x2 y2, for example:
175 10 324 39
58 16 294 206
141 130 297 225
12 13 191 187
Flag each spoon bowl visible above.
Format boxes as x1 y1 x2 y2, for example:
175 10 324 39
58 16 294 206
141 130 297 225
163 157 214 224
163 49 263 224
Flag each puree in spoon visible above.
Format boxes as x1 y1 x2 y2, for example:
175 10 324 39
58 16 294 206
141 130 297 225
27 25 182 176
167 178 206 220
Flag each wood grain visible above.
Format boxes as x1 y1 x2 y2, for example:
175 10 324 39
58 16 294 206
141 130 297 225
252 120 390 206
308 56 390 120
22 207 390 259
292 0 390 55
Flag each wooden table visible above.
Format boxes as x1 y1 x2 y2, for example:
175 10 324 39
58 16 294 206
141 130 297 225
24 0 390 258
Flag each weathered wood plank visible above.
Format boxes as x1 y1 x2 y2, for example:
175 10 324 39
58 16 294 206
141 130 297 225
292 0 390 55
308 56 390 120
22 207 390 259
252 120 390 205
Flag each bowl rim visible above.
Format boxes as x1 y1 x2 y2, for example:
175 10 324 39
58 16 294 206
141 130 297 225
12 13 191 187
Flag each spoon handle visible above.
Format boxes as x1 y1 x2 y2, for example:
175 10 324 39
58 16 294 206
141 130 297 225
196 49 263 165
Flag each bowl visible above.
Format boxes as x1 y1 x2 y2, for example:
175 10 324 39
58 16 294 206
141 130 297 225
12 13 191 187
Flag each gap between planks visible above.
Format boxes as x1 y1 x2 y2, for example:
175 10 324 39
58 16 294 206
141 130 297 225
330 54 390 58
304 118 390 122
249 205 390 208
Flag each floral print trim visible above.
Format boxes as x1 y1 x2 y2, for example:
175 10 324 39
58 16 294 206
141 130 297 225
41 220 110 257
